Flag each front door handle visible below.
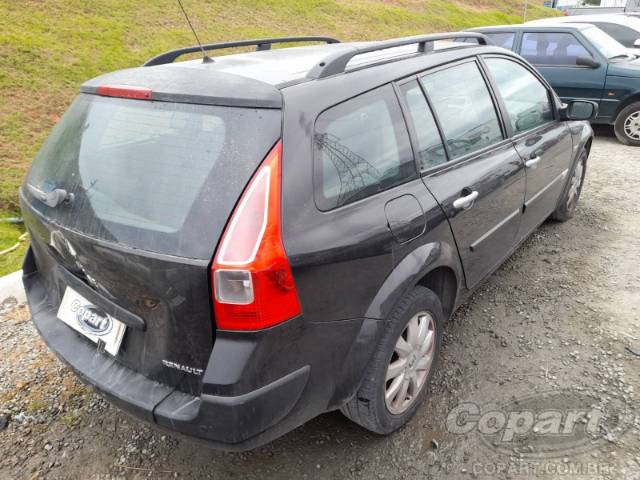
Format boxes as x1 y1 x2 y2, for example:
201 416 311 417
525 156 541 168
453 190 479 210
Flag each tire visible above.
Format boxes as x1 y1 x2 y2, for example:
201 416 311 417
341 286 443 434
550 149 587 222
614 102 640 146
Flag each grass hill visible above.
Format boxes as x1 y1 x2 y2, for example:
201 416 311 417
0 0 558 274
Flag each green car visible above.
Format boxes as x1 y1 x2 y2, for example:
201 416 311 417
470 23 640 145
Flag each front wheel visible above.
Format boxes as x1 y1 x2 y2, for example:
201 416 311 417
614 102 640 146
341 286 443 434
550 149 587 222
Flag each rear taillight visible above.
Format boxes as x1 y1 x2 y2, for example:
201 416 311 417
211 141 301 330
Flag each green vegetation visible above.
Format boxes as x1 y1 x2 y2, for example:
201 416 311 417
0 0 558 274
0 219 27 276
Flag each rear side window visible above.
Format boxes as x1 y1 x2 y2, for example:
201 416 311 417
521 32 592 66
420 62 503 160
398 81 447 171
485 57 554 133
25 94 281 259
314 85 415 210
485 32 516 50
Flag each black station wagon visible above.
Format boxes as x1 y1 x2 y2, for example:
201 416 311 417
21 33 594 450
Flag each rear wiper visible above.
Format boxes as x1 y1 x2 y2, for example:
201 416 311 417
26 184 74 208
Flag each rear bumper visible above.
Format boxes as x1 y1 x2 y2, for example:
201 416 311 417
23 247 381 450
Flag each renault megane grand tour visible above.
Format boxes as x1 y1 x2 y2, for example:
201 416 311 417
20 33 595 450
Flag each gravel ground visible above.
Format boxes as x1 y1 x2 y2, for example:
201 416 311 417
0 127 639 480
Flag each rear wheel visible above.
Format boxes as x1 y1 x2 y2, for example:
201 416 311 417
614 102 640 146
341 286 443 434
550 149 587 222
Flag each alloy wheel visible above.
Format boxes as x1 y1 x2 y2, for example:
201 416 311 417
566 158 584 211
384 311 436 415
623 111 640 141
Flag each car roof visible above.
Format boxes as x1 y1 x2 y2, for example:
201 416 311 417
472 23 596 32
527 14 640 28
81 36 504 108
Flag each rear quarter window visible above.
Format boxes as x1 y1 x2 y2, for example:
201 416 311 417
313 85 415 210
485 32 516 50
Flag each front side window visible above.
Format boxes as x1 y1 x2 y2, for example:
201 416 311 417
485 32 516 50
314 85 415 210
420 61 503 160
398 81 447 171
485 57 554 134
521 32 592 66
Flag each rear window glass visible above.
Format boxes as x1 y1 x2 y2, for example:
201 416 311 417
25 94 281 259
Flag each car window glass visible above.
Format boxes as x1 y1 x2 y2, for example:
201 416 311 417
485 32 516 50
420 62 503 160
485 57 554 133
398 81 447 170
521 32 592 66
314 85 415 210
592 22 639 48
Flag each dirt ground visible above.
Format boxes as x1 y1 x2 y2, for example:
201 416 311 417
0 127 638 480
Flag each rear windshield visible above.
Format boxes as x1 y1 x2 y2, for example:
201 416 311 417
24 94 281 259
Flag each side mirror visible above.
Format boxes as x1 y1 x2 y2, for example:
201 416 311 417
634 38 640 47
576 56 601 68
561 100 598 121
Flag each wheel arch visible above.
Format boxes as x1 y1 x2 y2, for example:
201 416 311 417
364 241 463 322
330 241 462 410
415 266 458 320
614 93 640 121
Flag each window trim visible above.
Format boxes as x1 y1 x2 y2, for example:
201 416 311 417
478 54 559 139
311 83 418 212
518 31 599 69
394 78 450 174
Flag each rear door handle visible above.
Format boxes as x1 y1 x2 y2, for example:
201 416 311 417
525 156 541 168
453 190 479 210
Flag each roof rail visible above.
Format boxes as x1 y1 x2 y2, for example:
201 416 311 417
144 36 341 67
307 32 490 79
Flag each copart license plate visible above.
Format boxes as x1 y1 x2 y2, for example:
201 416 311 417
56 287 126 356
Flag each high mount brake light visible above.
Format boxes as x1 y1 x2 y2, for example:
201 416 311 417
211 141 301 330
96 85 153 100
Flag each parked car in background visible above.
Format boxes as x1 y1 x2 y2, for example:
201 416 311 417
527 14 640 54
20 32 594 450
470 23 640 145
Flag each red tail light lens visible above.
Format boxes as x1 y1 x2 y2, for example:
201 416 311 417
212 141 301 330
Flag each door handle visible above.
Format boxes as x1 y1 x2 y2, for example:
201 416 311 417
525 156 541 168
453 190 479 210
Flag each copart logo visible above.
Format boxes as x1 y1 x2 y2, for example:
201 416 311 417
446 390 634 458
71 300 112 336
